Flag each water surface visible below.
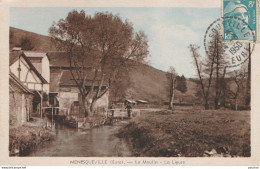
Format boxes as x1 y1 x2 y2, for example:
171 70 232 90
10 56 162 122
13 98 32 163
29 122 132 157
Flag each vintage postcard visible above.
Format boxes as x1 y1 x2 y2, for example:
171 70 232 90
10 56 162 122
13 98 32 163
0 0 260 166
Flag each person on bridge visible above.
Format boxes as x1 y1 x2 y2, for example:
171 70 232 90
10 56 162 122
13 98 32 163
126 103 132 118
110 103 115 117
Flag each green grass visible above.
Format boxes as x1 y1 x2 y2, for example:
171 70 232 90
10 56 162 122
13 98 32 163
118 109 250 157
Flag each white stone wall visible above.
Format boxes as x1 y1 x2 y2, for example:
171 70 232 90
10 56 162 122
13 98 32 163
10 61 19 77
59 91 78 109
41 56 50 83
91 91 109 110
59 86 109 114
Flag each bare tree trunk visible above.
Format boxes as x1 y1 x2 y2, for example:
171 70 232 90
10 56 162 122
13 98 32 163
169 78 175 110
214 99 218 109
81 96 89 117
246 43 251 107
189 45 212 110
215 46 220 110
235 98 238 111
205 100 209 110
90 99 97 114
169 94 174 110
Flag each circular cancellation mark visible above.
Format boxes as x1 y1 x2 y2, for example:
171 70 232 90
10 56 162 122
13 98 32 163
204 16 256 68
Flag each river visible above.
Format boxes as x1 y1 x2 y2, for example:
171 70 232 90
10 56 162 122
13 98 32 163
29 121 132 157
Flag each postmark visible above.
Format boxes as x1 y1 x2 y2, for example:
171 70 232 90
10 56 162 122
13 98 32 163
222 0 258 42
204 16 255 68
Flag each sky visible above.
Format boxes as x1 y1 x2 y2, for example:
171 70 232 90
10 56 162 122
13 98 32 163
10 7 220 78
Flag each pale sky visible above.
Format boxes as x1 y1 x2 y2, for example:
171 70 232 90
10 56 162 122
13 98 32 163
10 7 220 78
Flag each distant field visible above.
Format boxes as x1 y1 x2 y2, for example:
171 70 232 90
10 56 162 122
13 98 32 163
118 108 250 157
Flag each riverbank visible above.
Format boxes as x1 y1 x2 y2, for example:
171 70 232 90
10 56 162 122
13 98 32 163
117 109 250 157
29 120 132 157
9 117 55 156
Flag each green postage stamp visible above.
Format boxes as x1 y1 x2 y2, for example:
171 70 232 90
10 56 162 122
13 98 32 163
223 0 258 42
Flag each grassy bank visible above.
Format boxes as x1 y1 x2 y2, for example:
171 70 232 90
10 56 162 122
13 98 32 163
9 120 55 156
117 109 250 157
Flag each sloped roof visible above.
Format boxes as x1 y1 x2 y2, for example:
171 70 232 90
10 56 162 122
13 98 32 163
59 70 77 86
125 99 136 104
9 71 34 94
59 70 109 86
137 100 148 103
24 51 47 58
9 51 22 65
9 51 48 84
48 51 94 68
47 51 70 67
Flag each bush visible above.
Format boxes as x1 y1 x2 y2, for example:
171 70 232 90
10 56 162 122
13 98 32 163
9 126 54 156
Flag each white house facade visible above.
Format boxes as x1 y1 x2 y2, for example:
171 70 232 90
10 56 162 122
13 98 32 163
9 51 49 93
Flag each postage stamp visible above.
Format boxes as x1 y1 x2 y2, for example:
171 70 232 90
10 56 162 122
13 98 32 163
222 0 258 42
204 16 255 67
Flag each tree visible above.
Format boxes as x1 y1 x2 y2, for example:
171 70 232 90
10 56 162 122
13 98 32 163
227 70 247 110
245 43 251 107
189 31 227 110
189 44 214 110
20 37 34 50
176 75 187 93
167 66 177 110
110 69 130 103
49 10 149 116
208 32 227 109
110 79 127 103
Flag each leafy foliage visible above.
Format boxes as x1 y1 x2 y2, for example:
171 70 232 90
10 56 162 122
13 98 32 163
49 10 149 116
176 75 187 93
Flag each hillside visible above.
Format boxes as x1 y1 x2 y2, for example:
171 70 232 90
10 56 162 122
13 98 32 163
10 27 57 51
9 27 198 104
126 63 197 103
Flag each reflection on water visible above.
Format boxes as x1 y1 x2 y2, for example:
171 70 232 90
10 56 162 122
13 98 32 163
29 122 132 157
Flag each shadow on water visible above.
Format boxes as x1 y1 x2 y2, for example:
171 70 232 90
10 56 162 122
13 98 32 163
29 121 132 157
